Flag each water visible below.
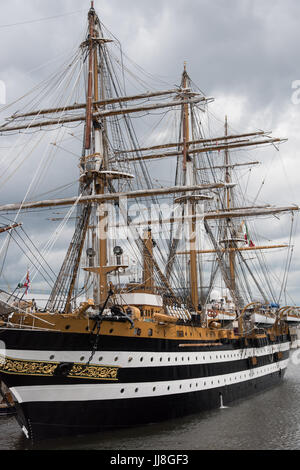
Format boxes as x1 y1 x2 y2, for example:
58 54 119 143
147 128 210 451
1 360 300 451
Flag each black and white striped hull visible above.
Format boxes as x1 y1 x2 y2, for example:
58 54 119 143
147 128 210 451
0 329 290 441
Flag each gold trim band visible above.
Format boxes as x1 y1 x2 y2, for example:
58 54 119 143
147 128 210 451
0 355 119 381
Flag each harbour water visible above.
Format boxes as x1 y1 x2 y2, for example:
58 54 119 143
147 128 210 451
1 353 300 451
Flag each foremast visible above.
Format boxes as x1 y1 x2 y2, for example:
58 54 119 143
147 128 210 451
182 64 199 311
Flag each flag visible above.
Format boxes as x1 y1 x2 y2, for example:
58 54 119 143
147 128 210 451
241 221 255 247
17 270 30 294
23 270 30 294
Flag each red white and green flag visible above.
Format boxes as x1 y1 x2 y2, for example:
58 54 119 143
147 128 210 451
18 270 30 294
241 221 255 247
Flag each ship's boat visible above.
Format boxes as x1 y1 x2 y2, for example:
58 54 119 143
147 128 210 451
0 3 298 441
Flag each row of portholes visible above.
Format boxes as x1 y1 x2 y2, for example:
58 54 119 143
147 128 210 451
120 382 199 394
112 352 254 363
47 353 253 363
64 325 115 333
118 365 282 395
48 351 284 363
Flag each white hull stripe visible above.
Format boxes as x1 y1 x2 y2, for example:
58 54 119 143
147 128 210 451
4 342 290 369
10 359 289 404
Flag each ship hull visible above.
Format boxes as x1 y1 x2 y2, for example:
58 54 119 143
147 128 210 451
0 328 290 441
13 367 286 441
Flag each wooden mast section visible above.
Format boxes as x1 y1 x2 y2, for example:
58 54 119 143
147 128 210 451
85 2 95 150
82 3 131 305
182 64 199 311
143 229 155 291
63 2 97 313
224 116 236 292
87 2 110 305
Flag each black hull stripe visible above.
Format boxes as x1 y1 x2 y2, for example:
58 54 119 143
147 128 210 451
17 367 286 441
0 328 290 352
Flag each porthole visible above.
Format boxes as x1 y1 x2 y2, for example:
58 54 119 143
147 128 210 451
114 357 118 362
109 328 114 334
80 356 85 362
153 387 156 392
98 356 103 361
49 355 55 360
135 388 139 393
65 325 70 330
150 357 154 362
128 357 133 362
140 357 143 362
120 388 125 394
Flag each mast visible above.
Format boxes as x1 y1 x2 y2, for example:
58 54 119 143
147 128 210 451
182 64 199 311
224 116 236 292
85 2 110 305
143 229 154 291
85 2 95 150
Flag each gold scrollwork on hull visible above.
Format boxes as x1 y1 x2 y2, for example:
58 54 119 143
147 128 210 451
0 355 119 381
0 356 57 376
70 364 118 380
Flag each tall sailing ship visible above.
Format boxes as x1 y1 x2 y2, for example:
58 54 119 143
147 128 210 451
0 3 299 440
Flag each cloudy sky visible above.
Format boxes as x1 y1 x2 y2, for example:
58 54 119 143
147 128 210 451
0 0 300 305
